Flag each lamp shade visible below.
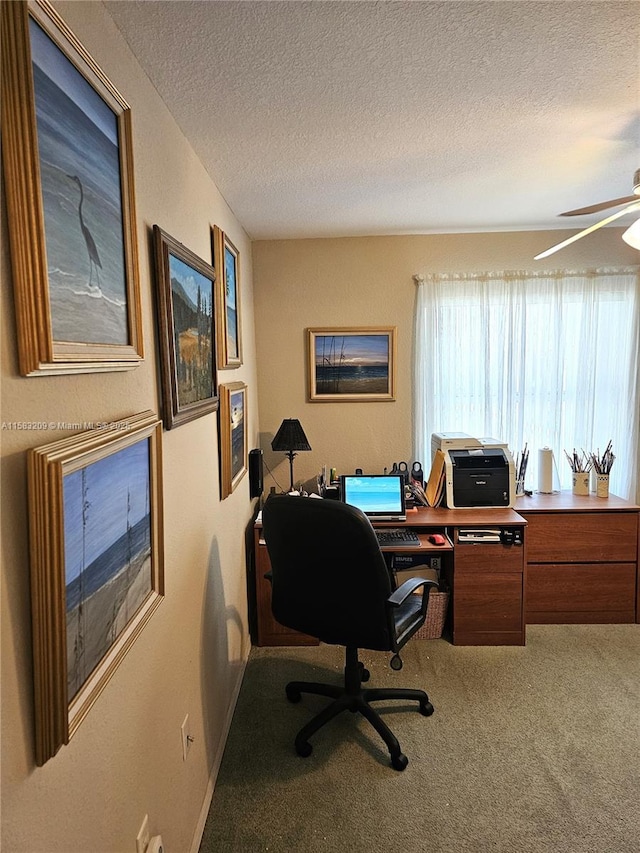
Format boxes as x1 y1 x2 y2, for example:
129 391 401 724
271 419 311 492
271 419 312 453
622 218 640 250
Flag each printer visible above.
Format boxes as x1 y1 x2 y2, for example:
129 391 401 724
431 432 515 508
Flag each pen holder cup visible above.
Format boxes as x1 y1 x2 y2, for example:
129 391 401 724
571 472 590 496
595 473 609 498
515 478 525 497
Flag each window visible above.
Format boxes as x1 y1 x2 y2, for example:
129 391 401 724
413 268 639 499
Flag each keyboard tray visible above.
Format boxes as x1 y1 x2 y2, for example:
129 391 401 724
375 529 420 547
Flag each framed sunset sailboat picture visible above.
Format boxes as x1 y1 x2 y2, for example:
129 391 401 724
308 327 397 402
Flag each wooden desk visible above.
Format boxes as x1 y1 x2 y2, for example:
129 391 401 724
515 491 640 625
253 505 527 647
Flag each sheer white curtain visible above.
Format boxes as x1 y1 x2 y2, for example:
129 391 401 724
413 268 639 500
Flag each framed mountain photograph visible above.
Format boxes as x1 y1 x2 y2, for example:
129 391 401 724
153 226 218 429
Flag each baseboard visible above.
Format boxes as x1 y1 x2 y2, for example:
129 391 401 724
189 649 249 853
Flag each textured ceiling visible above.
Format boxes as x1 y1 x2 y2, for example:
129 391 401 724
104 0 640 240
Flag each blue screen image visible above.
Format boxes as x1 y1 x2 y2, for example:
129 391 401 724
343 476 403 514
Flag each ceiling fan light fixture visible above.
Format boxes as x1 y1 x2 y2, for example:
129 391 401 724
622 217 640 250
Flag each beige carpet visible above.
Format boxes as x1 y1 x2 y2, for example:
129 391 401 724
200 625 640 853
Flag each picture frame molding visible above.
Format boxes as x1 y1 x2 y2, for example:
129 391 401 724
28 411 164 764
307 326 397 402
219 381 248 499
1 0 143 375
212 224 243 369
153 225 219 429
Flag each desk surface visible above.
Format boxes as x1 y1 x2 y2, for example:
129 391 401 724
378 505 526 527
515 490 639 513
255 504 527 528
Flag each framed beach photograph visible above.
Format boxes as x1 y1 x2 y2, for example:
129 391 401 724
307 327 397 402
28 411 164 764
211 225 243 369
153 226 218 429
219 382 248 498
1 0 143 375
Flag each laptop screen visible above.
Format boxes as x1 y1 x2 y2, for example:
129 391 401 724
340 474 406 520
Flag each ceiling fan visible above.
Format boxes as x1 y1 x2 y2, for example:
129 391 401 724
534 169 640 260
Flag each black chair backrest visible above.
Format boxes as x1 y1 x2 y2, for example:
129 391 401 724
262 495 395 650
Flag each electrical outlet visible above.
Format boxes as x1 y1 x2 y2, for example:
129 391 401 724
136 814 150 853
181 714 193 761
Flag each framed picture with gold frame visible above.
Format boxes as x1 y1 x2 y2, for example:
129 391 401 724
28 411 164 765
219 382 248 498
211 225 242 369
307 327 397 402
1 0 143 375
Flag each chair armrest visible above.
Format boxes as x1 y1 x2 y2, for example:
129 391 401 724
388 576 438 607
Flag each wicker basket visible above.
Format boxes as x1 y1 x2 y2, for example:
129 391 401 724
414 589 450 640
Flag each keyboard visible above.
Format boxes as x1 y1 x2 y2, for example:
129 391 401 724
375 529 420 547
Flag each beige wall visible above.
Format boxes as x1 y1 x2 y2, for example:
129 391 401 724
1 3 258 851
2 4 639 851
252 229 638 499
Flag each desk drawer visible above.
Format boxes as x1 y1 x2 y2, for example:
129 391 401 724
454 543 524 573
527 563 636 614
525 512 637 563
454 572 523 634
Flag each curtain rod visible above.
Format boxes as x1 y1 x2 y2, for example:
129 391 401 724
413 267 639 284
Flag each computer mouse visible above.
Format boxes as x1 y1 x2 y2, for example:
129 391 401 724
429 533 446 546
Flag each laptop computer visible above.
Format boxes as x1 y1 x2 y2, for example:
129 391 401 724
340 474 406 522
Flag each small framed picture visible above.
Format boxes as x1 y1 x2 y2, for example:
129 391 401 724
219 382 248 498
28 411 164 764
212 225 242 369
307 327 397 402
153 225 218 429
1 0 143 375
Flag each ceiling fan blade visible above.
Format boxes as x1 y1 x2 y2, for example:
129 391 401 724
560 195 638 216
535 202 640 260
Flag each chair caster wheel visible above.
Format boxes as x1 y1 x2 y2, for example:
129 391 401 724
390 654 403 671
295 739 312 758
286 685 301 703
391 752 408 771
420 700 434 716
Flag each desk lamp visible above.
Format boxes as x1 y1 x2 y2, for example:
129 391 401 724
271 418 312 492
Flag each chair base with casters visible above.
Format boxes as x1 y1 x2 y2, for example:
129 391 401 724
285 644 434 771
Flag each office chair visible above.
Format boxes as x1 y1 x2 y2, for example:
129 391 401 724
261 494 438 771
